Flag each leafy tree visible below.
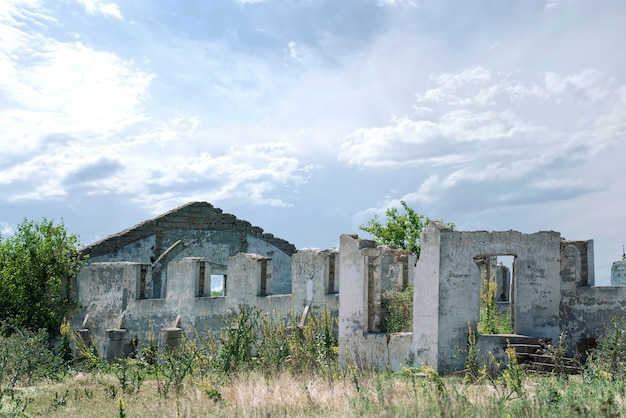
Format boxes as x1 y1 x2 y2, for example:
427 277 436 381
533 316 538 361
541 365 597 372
359 200 454 258
0 218 86 335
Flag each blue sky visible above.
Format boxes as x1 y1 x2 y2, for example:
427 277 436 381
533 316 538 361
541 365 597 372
1 0 625 283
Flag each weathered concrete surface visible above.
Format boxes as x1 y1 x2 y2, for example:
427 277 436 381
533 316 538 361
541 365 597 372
71 250 339 358
338 234 415 370
72 202 626 374
306 226 623 374
81 202 296 294
414 222 565 372
292 250 339 310
611 260 626 285
559 244 626 355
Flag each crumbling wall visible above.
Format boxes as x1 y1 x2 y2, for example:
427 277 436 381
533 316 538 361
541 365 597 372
70 250 339 359
414 222 563 373
81 202 296 294
338 234 414 371
559 242 626 355
611 260 626 285
292 250 340 311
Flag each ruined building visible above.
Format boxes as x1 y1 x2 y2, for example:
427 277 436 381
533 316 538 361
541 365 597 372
70 202 626 373
71 202 339 359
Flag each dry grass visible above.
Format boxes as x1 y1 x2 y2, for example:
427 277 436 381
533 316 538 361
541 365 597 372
5 369 450 417
6 367 626 417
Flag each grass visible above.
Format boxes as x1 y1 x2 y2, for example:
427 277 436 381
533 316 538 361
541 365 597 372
4 310 626 417
9 369 626 417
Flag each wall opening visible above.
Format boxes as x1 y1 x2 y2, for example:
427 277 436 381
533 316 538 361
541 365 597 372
326 252 338 294
210 274 226 297
259 259 268 296
197 261 209 297
399 254 410 290
138 265 148 299
367 256 382 333
475 254 515 334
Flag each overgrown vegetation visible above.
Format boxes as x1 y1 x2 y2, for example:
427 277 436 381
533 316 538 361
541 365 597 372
478 276 512 334
360 201 452 335
585 315 626 381
0 218 86 335
381 285 413 333
3 311 626 416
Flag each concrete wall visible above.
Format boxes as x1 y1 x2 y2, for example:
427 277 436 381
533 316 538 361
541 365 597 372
338 234 414 371
560 243 626 355
292 250 340 311
73 208 626 373
70 250 339 359
611 260 626 285
336 222 603 374
82 202 296 294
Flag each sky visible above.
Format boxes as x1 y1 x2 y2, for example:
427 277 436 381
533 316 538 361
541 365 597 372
1 0 625 284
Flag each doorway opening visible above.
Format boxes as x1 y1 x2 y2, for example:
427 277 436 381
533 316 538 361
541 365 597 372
475 254 515 334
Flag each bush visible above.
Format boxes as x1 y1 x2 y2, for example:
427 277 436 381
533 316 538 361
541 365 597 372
381 285 413 333
0 218 86 335
218 305 260 373
0 325 64 389
585 315 626 380
478 278 512 334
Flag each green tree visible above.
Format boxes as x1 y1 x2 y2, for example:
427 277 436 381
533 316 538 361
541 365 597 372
0 218 86 335
359 200 454 258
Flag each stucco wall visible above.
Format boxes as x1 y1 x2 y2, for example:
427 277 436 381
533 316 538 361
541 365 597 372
611 260 626 285
71 250 339 358
413 222 564 372
83 202 296 294
338 234 415 370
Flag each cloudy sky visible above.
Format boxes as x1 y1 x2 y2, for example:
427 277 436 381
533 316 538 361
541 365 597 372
1 0 625 283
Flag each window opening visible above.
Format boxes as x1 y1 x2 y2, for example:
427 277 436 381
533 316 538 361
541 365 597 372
197 262 208 297
210 274 226 297
138 265 148 299
327 253 338 294
259 260 268 296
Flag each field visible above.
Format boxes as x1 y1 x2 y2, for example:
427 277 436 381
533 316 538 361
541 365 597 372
6 368 626 417
2 308 626 417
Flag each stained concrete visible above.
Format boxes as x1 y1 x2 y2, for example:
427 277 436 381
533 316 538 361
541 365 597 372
70 202 626 374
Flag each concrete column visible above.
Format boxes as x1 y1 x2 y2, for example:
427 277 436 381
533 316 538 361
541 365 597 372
412 222 442 370
611 260 626 286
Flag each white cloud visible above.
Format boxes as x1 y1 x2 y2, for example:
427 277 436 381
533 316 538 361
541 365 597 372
338 108 537 168
377 0 416 6
0 10 154 155
340 66 624 170
0 221 14 237
544 69 610 103
544 0 574 12
416 66 492 104
235 0 267 4
74 0 122 19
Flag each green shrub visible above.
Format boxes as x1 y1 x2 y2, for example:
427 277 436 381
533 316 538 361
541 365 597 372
381 285 413 333
0 324 64 410
585 315 626 381
287 308 338 376
218 305 260 373
0 218 86 335
478 278 512 334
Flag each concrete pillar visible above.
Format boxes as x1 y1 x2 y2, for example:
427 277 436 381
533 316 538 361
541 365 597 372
105 329 128 361
611 260 626 286
159 327 183 350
